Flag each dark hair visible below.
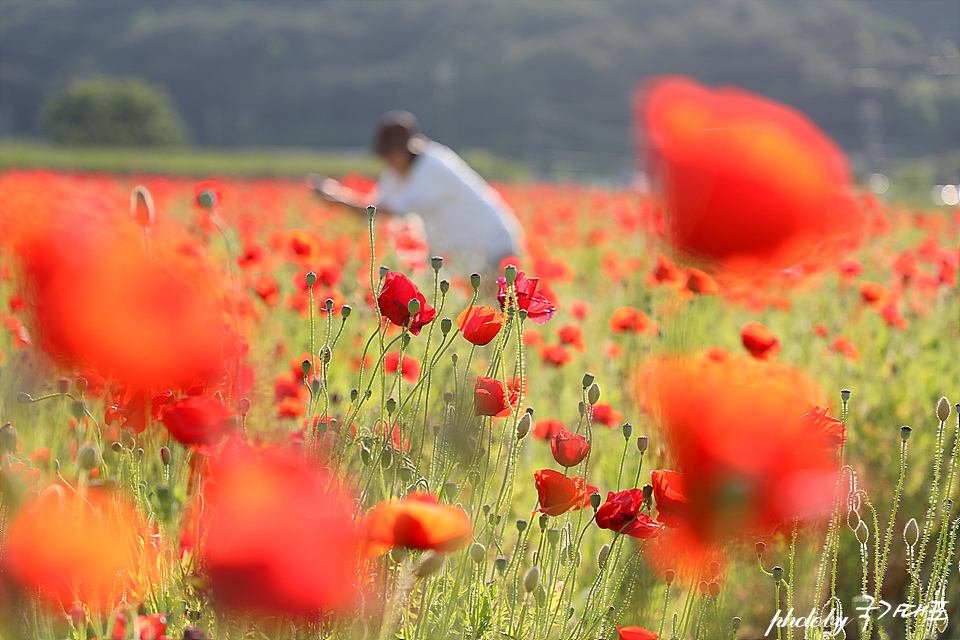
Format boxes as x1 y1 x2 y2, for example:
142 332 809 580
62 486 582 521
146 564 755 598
372 111 424 157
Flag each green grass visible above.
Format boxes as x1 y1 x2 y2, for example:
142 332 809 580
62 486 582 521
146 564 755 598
0 139 532 181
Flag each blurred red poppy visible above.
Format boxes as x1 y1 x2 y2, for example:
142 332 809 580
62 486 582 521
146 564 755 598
558 324 586 352
646 254 686 290
638 75 862 281
200 446 360 615
682 268 719 295
2 489 161 612
533 418 565 441
497 271 556 325
740 321 781 361
384 352 421 383
609 307 650 334
550 430 590 467
534 469 598 516
617 626 659 640
591 402 624 427
456 305 504 345
540 343 573 367
801 406 847 452
638 354 838 545
161 395 235 446
595 489 661 539
377 272 437 335
363 492 472 556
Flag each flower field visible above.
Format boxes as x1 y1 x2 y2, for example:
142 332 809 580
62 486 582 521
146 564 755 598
0 78 958 640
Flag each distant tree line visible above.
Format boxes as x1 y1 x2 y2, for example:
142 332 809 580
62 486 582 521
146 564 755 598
2 0 957 176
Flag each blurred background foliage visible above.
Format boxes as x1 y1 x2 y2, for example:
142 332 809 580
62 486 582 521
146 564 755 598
1 0 958 183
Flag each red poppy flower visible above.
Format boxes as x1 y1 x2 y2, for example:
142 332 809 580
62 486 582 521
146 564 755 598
1 489 161 612
456 306 504 346
200 446 360 615
533 418 564 441
377 271 437 335
474 376 521 418
595 489 661 539
497 271 556 325
558 324 586 352
277 396 305 420
540 343 573 367
523 327 544 347
859 281 890 308
161 395 235 446
831 335 860 361
0 462 41 499
254 274 280 306
637 75 862 281
550 430 590 467
363 492 472 556
801 406 847 452
609 307 650 334
534 469 598 516
384 352 421 383
591 402 623 427
570 301 591 319
650 470 690 528
617 626 659 640
646 253 687 290
740 321 781 361
682 268 719 295
638 354 838 545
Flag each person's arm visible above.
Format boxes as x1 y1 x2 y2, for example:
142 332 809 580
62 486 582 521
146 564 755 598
305 174 394 216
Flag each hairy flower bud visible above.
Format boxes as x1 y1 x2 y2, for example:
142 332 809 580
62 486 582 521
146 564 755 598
581 372 595 388
440 317 452 336
598 543 611 570
587 382 601 405
470 543 486 564
523 566 540 593
56 378 70 394
407 298 421 316
665 569 675 584
78 443 100 471
936 396 951 422
341 304 352 318
415 551 445 578
516 412 532 439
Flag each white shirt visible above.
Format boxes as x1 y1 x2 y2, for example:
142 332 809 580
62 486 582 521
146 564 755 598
376 142 525 272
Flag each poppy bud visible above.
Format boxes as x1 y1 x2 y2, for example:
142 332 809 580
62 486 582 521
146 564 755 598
367 205 376 219
756 542 766 556
440 317 452 336
587 383 601 405
415 551 445 578
443 482 458 501
708 582 720 597
56 378 70 394
605 606 616 621
318 419 329 435
547 528 560 545
160 446 172 466
70 400 86 422
581 372 595 388
0 423 17 453
398 467 412 483
936 397 951 422
407 298 421 316
386 398 397 414
637 436 648 453
380 448 393 468
440 280 450 294
523 566 540 593
481 504 491 516
665 569 675 584
391 546 407 563
504 265 518 285
578 401 586 415
75 377 88 394
305 272 317 286
642 484 653 504
567 607 575 621
494 556 507 575
598 543 611 569
901 426 912 441
238 397 251 416
470 543 486 564
364 389 373 399
538 513 549 530
325 298 334 312
78 443 100 471
590 492 601 510
361 448 371 465
621 422 632 440
320 346 332 363
732 617 742 632
699 580 708 595
431 256 444 272
470 273 482 291
535 585 547 607
341 304 352 318
518 309 528 321
516 413 531 439
197 189 216 209
379 266 389 282
772 566 784 583
451 353 458 365
904 518 919 546
841 389 851 401
111 441 123 453
302 359 312 376
130 185 155 228
516 519 528 533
